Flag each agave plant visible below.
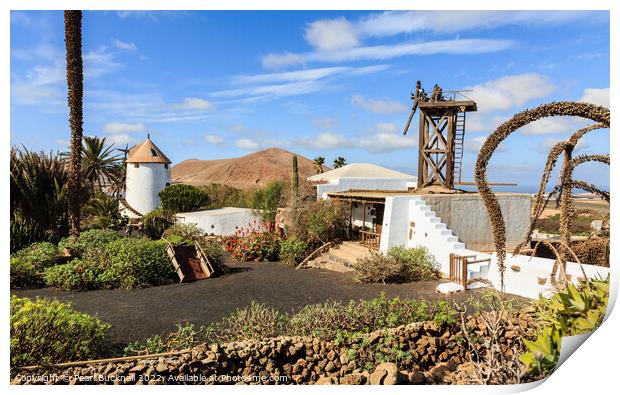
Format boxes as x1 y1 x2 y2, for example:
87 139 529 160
475 101 609 291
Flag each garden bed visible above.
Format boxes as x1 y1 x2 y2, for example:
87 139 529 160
12 259 479 345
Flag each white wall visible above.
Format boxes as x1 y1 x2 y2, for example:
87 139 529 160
175 208 262 236
125 163 171 215
376 194 609 300
317 177 415 199
422 194 531 251
351 203 377 229
379 196 412 253
485 253 609 299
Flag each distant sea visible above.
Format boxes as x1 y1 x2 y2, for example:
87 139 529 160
458 184 611 195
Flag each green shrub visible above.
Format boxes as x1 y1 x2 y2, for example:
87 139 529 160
44 238 176 290
12 241 58 269
387 246 439 281
353 247 438 284
279 237 309 264
10 257 43 290
206 295 455 343
208 301 288 342
248 181 286 222
164 234 190 246
162 223 203 243
201 183 249 209
352 252 402 284
293 200 347 244
10 241 59 289
143 209 175 239
57 228 121 257
10 296 110 367
123 323 205 356
43 259 107 291
159 184 208 213
107 238 176 288
198 239 225 268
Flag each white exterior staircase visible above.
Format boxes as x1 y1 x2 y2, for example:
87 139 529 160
407 197 492 291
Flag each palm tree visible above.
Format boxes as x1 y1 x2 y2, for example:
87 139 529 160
333 157 347 169
64 10 84 238
313 156 325 174
81 136 122 192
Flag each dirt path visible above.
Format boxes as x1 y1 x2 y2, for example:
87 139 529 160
14 261 485 345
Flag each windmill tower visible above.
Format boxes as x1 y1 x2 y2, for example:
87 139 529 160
404 81 477 190
121 136 172 218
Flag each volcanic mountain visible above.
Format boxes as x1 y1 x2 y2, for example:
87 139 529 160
171 147 329 190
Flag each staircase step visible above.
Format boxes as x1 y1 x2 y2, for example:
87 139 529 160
445 235 459 243
434 223 447 230
452 242 465 250
440 229 453 236
338 242 372 256
423 211 436 217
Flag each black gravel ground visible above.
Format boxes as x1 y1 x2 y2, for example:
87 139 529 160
13 261 482 345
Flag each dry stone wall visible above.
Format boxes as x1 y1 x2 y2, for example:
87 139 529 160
12 313 533 385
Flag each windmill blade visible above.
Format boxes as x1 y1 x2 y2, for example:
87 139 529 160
403 100 419 135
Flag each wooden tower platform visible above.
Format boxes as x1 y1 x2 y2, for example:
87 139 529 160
416 100 477 189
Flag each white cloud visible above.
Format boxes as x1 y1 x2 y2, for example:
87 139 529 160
234 66 349 84
468 74 556 112
105 133 138 145
297 132 352 150
262 38 514 69
83 46 122 78
175 97 215 110
375 123 399 134
261 10 595 69
262 52 305 69
205 134 224 145
352 95 407 114
465 113 507 134
218 65 389 102
235 138 260 150
304 18 359 51
580 87 610 108
357 11 594 37
103 122 146 134
359 132 416 153
297 123 416 153
520 117 585 136
113 39 137 51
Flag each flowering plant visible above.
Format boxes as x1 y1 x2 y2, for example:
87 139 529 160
223 221 280 262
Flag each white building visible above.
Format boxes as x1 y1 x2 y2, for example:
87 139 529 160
176 207 262 236
121 137 172 219
308 163 417 200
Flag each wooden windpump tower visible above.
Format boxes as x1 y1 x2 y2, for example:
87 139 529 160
403 81 477 190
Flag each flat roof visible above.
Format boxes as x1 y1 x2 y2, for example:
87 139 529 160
418 100 477 112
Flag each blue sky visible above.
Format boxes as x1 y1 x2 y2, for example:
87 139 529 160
10 10 610 191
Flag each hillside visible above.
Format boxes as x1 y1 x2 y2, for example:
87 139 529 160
171 147 329 190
